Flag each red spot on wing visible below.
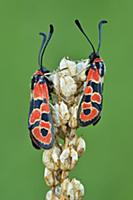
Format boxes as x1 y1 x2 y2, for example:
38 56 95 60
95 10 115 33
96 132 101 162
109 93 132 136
30 109 41 124
42 83 49 100
33 83 44 99
33 83 49 100
40 121 51 130
82 102 91 109
91 93 101 104
32 127 52 144
84 86 93 95
87 68 100 83
44 132 52 144
87 69 94 81
41 103 50 113
32 127 40 136
80 108 99 122
92 69 100 82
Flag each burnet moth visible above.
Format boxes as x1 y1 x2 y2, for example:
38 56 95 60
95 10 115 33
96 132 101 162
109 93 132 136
75 19 107 126
28 25 54 149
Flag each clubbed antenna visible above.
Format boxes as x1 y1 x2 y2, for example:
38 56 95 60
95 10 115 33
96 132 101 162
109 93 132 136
75 19 95 53
38 25 54 71
97 20 108 54
38 32 47 67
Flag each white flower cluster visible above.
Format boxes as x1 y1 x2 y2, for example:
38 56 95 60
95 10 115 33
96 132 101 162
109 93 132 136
43 57 88 199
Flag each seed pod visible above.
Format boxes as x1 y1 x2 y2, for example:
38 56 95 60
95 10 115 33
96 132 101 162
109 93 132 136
44 168 59 187
78 70 86 82
70 148 78 169
46 190 60 200
59 57 70 76
66 59 77 77
61 170 69 182
61 125 67 134
55 186 61 198
60 148 71 170
77 60 88 82
71 178 85 199
61 178 70 196
52 103 61 127
50 73 60 94
76 137 86 156
42 150 55 171
52 146 61 167
68 133 77 147
67 182 74 200
59 101 70 124
69 106 78 128
46 190 52 200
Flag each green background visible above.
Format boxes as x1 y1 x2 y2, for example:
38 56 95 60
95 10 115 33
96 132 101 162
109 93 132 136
0 0 133 199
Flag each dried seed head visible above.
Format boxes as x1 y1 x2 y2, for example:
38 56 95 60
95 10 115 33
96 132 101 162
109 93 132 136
43 57 86 199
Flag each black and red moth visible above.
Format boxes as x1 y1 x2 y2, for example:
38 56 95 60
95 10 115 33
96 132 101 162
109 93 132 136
75 19 107 126
28 25 54 149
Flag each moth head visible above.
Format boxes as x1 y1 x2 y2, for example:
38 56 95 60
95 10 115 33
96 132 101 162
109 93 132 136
89 52 99 63
41 66 50 74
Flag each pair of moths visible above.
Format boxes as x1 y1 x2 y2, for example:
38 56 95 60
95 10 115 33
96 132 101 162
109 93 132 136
28 20 107 149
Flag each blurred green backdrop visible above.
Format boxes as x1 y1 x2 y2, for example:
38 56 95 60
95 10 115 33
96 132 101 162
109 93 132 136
0 0 133 199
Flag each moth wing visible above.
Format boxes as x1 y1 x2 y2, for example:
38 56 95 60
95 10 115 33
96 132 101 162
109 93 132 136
78 68 103 126
30 132 41 149
28 76 54 149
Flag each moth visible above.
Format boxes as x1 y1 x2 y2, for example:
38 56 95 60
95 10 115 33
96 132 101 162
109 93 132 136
75 19 107 126
28 25 54 149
